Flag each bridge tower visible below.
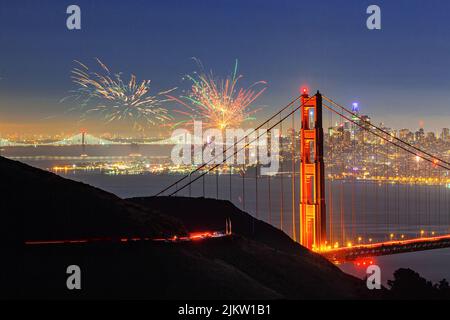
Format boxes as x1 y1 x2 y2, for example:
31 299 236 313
81 130 87 156
299 90 327 249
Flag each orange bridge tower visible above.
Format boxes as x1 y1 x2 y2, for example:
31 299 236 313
299 90 327 250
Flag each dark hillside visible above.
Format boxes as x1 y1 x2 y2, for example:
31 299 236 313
1 156 370 299
0 156 185 246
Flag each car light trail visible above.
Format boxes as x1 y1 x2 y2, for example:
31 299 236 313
24 231 229 246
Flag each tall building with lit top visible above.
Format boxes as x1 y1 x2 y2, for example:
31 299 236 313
441 128 449 142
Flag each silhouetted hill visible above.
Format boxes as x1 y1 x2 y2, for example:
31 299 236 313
19 235 371 300
1 156 371 299
0 156 185 246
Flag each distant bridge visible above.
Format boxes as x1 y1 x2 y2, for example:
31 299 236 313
0 132 184 147
0 138 27 147
46 133 115 146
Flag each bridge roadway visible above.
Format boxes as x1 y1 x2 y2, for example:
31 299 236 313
321 234 450 263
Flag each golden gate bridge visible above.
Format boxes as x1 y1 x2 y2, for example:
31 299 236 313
155 90 450 263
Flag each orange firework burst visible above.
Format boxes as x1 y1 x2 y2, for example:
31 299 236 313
168 59 267 130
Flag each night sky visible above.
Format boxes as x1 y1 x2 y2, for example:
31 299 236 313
1 0 450 134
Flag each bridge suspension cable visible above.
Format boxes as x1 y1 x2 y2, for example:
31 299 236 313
160 96 314 197
154 95 310 197
322 96 450 246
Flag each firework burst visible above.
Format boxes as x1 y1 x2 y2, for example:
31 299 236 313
63 58 174 130
168 59 267 130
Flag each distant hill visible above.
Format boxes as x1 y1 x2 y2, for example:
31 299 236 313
1 156 371 299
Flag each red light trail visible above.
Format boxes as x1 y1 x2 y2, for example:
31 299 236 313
24 231 229 246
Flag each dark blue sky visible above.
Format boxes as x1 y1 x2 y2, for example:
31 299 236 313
1 0 450 133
